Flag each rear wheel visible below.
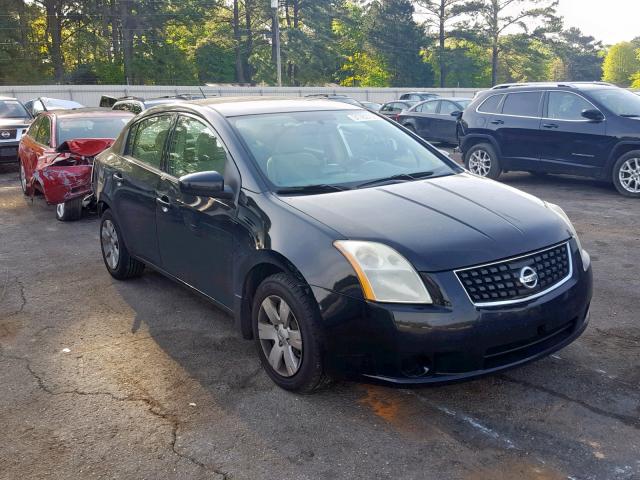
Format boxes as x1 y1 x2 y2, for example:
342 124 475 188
464 143 501 179
612 151 640 198
252 273 328 393
55 197 83 222
100 209 145 279
19 159 30 195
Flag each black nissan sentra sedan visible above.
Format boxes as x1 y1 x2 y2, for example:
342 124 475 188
92 97 593 392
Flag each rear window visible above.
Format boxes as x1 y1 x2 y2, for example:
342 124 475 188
477 94 503 113
57 116 130 145
502 92 542 117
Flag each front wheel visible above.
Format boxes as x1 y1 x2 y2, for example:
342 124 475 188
252 273 329 393
55 197 83 222
100 209 145 279
612 151 640 198
19 159 31 195
464 143 502 179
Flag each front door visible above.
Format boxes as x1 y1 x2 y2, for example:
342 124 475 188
113 113 174 265
414 100 440 139
436 100 460 143
156 114 237 308
537 91 610 176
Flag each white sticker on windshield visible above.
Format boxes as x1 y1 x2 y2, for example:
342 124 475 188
347 111 381 122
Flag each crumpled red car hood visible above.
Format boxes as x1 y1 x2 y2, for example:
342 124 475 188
57 138 114 158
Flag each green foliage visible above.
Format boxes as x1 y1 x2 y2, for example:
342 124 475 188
0 0 616 87
602 42 640 87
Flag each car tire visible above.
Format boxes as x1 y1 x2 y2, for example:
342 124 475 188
612 151 640 198
100 209 145 280
252 272 329 393
19 159 31 196
55 197 83 222
465 143 501 179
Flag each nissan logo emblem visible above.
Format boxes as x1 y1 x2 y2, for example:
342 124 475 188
519 266 539 289
0 131 10 139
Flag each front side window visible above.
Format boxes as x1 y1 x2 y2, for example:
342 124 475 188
478 94 504 113
547 92 594 120
381 104 393 112
166 116 227 178
589 88 640 117
130 115 173 169
57 116 130 145
27 116 42 137
230 110 458 190
502 92 542 117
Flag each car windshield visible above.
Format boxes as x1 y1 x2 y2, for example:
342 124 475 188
0 100 29 119
57 116 130 145
43 98 84 110
590 88 640 117
230 110 458 191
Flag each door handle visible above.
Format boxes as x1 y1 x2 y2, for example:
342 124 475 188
542 123 559 129
156 195 171 213
112 172 123 181
490 119 504 125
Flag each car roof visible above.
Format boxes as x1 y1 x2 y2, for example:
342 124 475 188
0 96 19 101
439 97 472 102
189 96 360 117
50 107 135 118
490 82 616 92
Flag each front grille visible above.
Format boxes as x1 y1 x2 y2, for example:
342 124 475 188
0 129 16 140
456 242 571 306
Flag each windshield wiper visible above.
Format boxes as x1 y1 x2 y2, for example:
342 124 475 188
620 114 640 118
356 171 434 189
275 184 350 195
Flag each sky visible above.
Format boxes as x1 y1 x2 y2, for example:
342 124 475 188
557 0 639 44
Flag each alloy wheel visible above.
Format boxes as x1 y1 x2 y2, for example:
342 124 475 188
101 219 120 270
619 157 640 193
19 162 27 193
468 149 492 177
257 295 303 377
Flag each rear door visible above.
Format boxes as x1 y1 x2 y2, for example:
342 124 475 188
537 90 609 176
413 100 440 139
494 91 543 169
113 113 174 266
156 114 237 307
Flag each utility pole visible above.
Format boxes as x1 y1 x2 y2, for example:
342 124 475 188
272 0 282 86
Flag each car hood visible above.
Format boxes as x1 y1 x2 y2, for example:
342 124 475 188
0 117 31 127
57 138 115 157
278 173 572 272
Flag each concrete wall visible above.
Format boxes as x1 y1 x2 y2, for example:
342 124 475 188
0 85 483 107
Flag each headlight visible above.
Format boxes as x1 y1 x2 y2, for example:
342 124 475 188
545 202 590 271
334 240 432 304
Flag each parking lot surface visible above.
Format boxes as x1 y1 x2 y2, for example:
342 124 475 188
1 157 639 480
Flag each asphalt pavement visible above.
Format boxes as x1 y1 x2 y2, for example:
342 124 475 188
1 158 639 480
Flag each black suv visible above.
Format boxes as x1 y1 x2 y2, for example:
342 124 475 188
458 82 640 197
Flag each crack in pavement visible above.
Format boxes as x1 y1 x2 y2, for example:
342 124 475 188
500 374 640 430
1 353 229 479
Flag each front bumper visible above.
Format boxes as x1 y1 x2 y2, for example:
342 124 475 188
0 141 19 163
313 240 593 385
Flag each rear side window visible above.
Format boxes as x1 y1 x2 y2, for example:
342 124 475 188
502 92 542 117
547 92 593 120
130 114 174 169
114 101 143 115
418 101 438 113
478 94 504 113
439 101 458 115
36 116 51 146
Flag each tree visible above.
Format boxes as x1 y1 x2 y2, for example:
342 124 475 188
459 0 560 85
366 0 433 87
551 27 603 81
602 41 640 86
415 0 466 87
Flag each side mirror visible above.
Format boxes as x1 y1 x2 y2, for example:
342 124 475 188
450 110 463 119
581 109 604 122
178 171 234 199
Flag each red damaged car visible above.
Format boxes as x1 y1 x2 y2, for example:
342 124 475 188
18 108 133 221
